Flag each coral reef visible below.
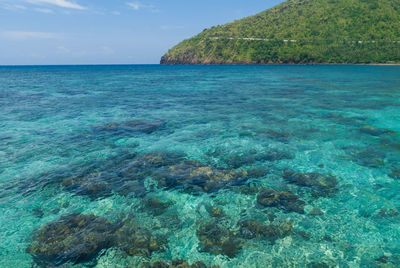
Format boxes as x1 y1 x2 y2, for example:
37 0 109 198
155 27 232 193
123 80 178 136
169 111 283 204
140 259 219 268
92 119 167 135
257 188 305 213
27 214 167 266
283 170 338 197
26 214 118 266
237 219 293 242
196 220 243 258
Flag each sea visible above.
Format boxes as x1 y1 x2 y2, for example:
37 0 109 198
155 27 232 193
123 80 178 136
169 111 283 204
0 65 399 267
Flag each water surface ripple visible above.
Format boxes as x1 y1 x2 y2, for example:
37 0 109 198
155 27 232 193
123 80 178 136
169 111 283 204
0 65 399 267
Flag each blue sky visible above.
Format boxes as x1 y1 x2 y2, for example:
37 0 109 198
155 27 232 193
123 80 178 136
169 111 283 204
0 0 284 65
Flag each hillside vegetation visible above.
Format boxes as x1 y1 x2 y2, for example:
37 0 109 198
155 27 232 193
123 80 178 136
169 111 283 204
161 0 400 64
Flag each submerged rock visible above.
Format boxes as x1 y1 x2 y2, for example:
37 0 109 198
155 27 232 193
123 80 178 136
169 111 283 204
237 219 293 242
352 149 386 168
141 196 174 216
255 150 294 162
59 150 249 199
283 170 338 197
257 189 305 213
247 167 269 178
196 220 243 258
134 151 187 168
205 205 225 218
26 214 118 266
342 145 387 169
60 151 186 199
238 183 260 195
223 149 293 168
374 254 400 267
375 207 400 218
307 262 331 268
389 167 400 180
308 207 324 216
265 129 291 143
224 154 256 168
27 212 168 266
61 176 114 200
32 207 44 218
124 119 167 134
113 219 166 257
140 259 219 268
359 126 396 137
92 119 166 135
155 160 248 194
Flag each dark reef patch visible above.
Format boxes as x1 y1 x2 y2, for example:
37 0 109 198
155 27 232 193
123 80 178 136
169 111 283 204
31 150 253 200
237 219 293 242
345 146 386 168
196 220 243 258
140 259 220 268
58 151 186 199
389 167 400 180
247 167 269 178
283 170 338 197
264 129 291 143
255 149 295 162
153 160 248 194
222 149 294 169
92 119 167 135
113 219 166 257
26 214 118 266
27 214 167 266
375 207 400 218
205 205 225 218
140 196 174 216
223 153 256 168
359 126 396 137
257 188 305 213
61 175 114 200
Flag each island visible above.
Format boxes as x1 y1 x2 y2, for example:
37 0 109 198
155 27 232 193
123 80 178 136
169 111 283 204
161 0 400 65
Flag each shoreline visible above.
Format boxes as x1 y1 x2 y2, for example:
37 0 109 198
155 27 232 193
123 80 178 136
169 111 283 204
1 63 399 67
160 62 400 66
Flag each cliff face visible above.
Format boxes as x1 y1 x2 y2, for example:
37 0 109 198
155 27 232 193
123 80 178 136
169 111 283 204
161 0 400 64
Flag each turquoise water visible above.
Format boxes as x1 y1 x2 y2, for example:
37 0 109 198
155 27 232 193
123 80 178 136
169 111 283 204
0 65 399 267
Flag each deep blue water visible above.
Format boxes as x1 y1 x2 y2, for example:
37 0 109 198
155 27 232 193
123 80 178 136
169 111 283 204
0 65 399 267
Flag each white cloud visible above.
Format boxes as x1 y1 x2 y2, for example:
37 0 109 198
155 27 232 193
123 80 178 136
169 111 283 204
126 1 158 12
101 46 115 55
1 31 63 40
126 2 140 10
1 3 27 11
34 7 53 13
25 0 86 10
57 46 71 54
56 46 87 56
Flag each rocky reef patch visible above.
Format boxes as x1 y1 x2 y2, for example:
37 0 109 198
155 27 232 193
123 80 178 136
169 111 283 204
283 170 338 197
140 259 220 268
26 214 119 266
256 188 305 213
54 150 254 199
196 220 243 258
237 219 293 242
92 119 167 135
26 213 167 266
359 126 396 137
153 160 248 194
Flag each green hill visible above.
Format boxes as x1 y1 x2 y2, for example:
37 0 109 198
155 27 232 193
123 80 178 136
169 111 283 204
160 0 400 64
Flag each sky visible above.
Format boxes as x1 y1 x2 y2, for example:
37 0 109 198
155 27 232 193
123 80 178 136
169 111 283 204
0 0 284 65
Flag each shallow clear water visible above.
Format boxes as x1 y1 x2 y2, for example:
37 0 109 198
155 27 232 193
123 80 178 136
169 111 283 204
0 65 399 268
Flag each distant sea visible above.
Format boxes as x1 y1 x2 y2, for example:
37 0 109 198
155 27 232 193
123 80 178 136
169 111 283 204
1 65 399 267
